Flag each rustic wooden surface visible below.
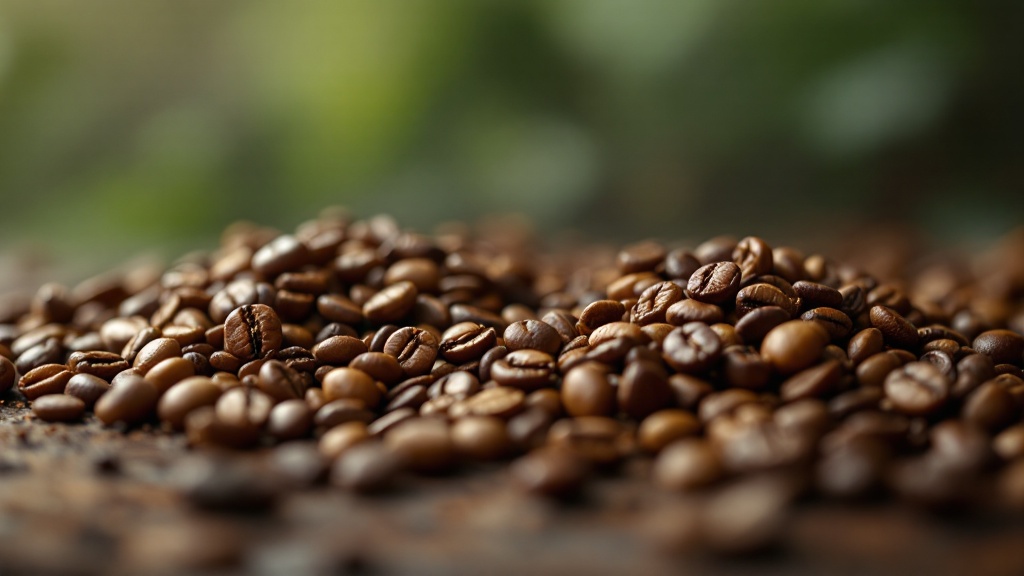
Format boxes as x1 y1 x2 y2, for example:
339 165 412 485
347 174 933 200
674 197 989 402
1 396 1023 576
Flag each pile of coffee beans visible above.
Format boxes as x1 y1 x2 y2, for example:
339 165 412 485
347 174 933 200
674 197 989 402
2 210 1024 518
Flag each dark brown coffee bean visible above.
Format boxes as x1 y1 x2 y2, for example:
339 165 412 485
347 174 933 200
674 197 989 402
18 364 74 400
760 320 828 375
0 356 17 394
792 280 842 310
257 359 308 402
319 421 370 460
733 306 790 344
800 307 852 340
511 446 589 497
95 374 159 426
541 310 580 344
855 351 903 388
158 376 222 430
921 349 956 380
32 394 86 422
972 330 1024 366
665 248 701 280
780 359 843 401
15 337 62 374
732 236 773 283
67 350 129 381
385 417 455 474
64 373 111 407
223 304 283 361
962 380 1017 432
618 360 673 419
208 280 276 324
721 347 771 390
827 387 883 419
439 322 496 363
686 261 741 305
665 299 724 326
215 386 273 429
884 362 950 416
348 352 404 385
331 441 402 493
447 386 524 420
490 349 556 391
436 371 480 399
120 326 161 365
847 328 884 365
561 363 615 417
363 281 417 324
311 335 367 366
869 305 919 350
385 384 428 412
267 399 313 440
698 389 760 423
577 300 625 335
616 240 666 273
735 283 797 318
315 293 363 325
322 367 381 407
638 410 700 453
314 398 375 428
654 439 722 490
145 356 197 394
662 323 722 374
631 281 683 326
208 351 242 374
953 353 996 398
588 321 648 346
548 416 628 465
383 327 439 377
450 416 511 461
502 320 562 356
252 234 311 277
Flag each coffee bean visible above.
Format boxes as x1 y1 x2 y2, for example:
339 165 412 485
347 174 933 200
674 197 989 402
145 356 196 394
653 439 722 491
348 352 404 385
95 374 159 426
666 299 724 326
972 329 1024 366
267 399 313 440
884 362 950 416
993 424 1024 461
953 353 996 398
962 380 1017 432
815 436 889 498
18 364 74 400
511 446 589 497
257 359 309 402
319 421 370 460
439 322 496 363
847 328 884 365
721 347 771 390
502 319 562 356
869 305 919 350
732 236 773 283
695 235 738 265
315 398 375 429
686 262 741 305
64 373 111 407
616 240 666 273
322 367 381 407
638 410 700 453
490 349 556 391
561 363 615 417
449 386 525 419
735 283 797 318
32 394 85 422
631 281 683 326
0 356 15 394
363 281 417 324
436 371 481 399
921 349 957 380
15 337 62 374
665 248 701 280
158 376 222 430
252 234 311 277
662 323 722 374
311 335 367 366
223 304 283 361
548 416 628 466
577 300 626 335
385 417 455 474
619 360 674 419
451 416 511 460
760 320 828 375
67 350 129 381
733 306 789 344
132 337 182 374
780 359 843 401
316 294 364 325
215 386 273 429
383 327 439 377
800 307 852 340
929 419 992 472
331 441 402 493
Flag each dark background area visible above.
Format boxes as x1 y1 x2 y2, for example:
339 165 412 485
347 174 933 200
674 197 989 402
0 0 1021 289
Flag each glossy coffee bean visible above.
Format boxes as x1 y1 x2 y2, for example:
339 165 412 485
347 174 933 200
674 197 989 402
884 362 950 416
383 327 439 377
95 375 159 426
158 376 222 430
654 439 722 491
972 330 1024 366
561 363 615 417
32 394 86 422
503 320 562 356
18 364 74 400
511 446 589 497
223 304 283 361
686 262 741 305
439 322 496 363
267 399 313 440
490 349 556 391
760 320 828 375
662 323 722 374
869 305 919 350
311 335 367 366
322 367 381 407
64 373 111 407
638 410 701 453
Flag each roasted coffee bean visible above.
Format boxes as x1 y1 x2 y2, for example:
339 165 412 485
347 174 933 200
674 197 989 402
15 337 62 374
588 321 647 346
95 374 159 426
698 389 760 423
561 363 615 417
732 237 773 283
146 357 196 394
385 417 455 474
548 416 628 466
780 359 843 401
64 373 111 407
67 350 129 381
319 421 371 460
761 320 828 375
735 283 797 318
331 441 402 493
490 349 556 391
962 380 1017 432
953 353 996 398
847 328 884 365
792 280 843 311
267 399 313 440
439 322 496 363
385 384 428 412
32 394 86 422
921 350 956 380
972 330 1024 366
348 352 404 385
869 305 919 350
215 386 273 429
800 307 852 340
816 436 889 498
383 327 439 377
0 356 16 393
120 326 161 365
511 446 589 497
638 410 701 453
449 386 525 419
363 281 417 324
316 294 364 325
436 371 480 399
502 320 562 356
577 300 626 335
223 304 283 361
18 364 74 400
314 399 375 428
653 439 722 491
686 262 742 305
619 360 674 419
664 248 701 280
884 362 950 416
662 323 722 374
666 299 724 326
855 351 903 388
252 234 311 277
733 305 790 344
209 280 275 324
631 281 683 326
541 310 580 344
721 347 771 390
616 240 666 273
257 359 308 402
158 376 222 430
451 416 511 461
311 335 368 366
322 367 381 407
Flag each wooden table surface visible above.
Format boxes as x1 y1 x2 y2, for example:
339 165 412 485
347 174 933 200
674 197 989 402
1 397 1022 576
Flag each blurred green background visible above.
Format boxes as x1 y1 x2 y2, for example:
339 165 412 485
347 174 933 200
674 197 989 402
0 0 1021 287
